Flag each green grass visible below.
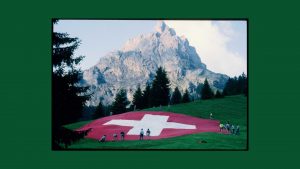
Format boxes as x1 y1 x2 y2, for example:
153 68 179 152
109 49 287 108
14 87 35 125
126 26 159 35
64 120 93 130
65 95 247 150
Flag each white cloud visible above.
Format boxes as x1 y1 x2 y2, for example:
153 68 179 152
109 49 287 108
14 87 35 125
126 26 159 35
165 21 247 77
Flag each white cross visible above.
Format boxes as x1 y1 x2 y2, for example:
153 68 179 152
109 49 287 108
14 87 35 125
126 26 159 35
103 114 196 136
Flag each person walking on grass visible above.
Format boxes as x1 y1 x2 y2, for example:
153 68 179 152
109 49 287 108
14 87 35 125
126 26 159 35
146 128 151 139
210 113 213 119
236 125 240 135
231 125 235 134
139 128 144 140
120 131 125 141
225 121 230 133
219 123 224 132
113 133 118 141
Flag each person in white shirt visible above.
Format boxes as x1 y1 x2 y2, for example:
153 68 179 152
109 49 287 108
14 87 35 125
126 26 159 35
139 129 144 140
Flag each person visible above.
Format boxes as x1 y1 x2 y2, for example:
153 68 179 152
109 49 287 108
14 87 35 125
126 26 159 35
146 129 151 138
120 131 125 141
236 125 240 135
219 123 224 132
231 125 235 134
210 113 213 119
113 133 118 141
99 135 106 142
139 128 144 140
225 122 230 133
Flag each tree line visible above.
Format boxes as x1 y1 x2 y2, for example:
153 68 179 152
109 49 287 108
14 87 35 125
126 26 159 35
94 68 249 118
93 67 175 117
222 73 248 96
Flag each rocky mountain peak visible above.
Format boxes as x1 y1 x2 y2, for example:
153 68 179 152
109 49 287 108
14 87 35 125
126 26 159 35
155 21 167 33
81 21 229 106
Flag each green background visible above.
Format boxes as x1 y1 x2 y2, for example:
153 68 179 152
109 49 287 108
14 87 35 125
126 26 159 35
0 0 299 168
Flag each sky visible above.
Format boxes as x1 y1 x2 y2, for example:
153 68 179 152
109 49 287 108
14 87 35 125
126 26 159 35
54 20 247 77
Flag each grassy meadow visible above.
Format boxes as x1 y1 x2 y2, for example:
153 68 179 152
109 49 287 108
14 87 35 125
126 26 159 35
64 95 247 150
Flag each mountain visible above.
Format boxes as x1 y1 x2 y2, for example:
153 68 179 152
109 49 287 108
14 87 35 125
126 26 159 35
81 21 229 106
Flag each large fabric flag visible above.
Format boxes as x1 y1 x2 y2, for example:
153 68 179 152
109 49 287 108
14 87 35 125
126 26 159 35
77 111 220 141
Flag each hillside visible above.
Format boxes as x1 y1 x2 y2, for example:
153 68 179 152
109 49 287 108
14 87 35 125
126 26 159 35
65 95 247 150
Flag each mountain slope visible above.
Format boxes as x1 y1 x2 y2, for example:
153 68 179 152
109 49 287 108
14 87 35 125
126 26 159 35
81 21 228 106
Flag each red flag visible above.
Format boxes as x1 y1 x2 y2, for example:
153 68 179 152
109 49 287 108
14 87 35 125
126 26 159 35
77 111 220 141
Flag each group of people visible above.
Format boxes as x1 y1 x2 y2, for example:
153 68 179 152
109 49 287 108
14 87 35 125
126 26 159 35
219 121 240 135
139 128 151 140
209 113 240 135
98 128 151 142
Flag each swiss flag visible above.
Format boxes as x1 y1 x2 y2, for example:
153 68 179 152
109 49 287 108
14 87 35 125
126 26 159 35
76 111 220 141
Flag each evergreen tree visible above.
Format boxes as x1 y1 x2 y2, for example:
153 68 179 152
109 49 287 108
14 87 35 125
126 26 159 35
244 84 248 96
223 73 247 96
244 76 248 97
182 89 191 103
104 104 112 117
201 78 214 100
92 101 104 119
111 89 130 114
150 67 170 106
141 83 151 109
239 72 247 94
52 20 90 126
195 83 204 99
52 20 90 149
132 86 143 110
215 90 223 98
223 77 233 96
171 87 182 105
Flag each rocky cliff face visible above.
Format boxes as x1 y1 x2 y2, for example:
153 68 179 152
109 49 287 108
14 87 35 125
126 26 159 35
81 21 228 106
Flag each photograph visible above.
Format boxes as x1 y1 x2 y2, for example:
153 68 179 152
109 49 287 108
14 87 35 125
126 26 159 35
3 0 300 168
52 19 248 150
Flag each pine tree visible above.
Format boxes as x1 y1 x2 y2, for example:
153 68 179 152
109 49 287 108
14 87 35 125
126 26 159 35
215 90 223 98
52 20 90 126
195 83 204 99
243 75 248 97
150 67 170 106
244 84 248 96
111 89 130 114
182 89 191 103
141 83 151 109
223 73 247 96
201 78 214 100
104 104 112 117
171 87 182 105
132 86 143 110
239 72 247 95
223 78 233 96
92 101 104 119
52 20 91 149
